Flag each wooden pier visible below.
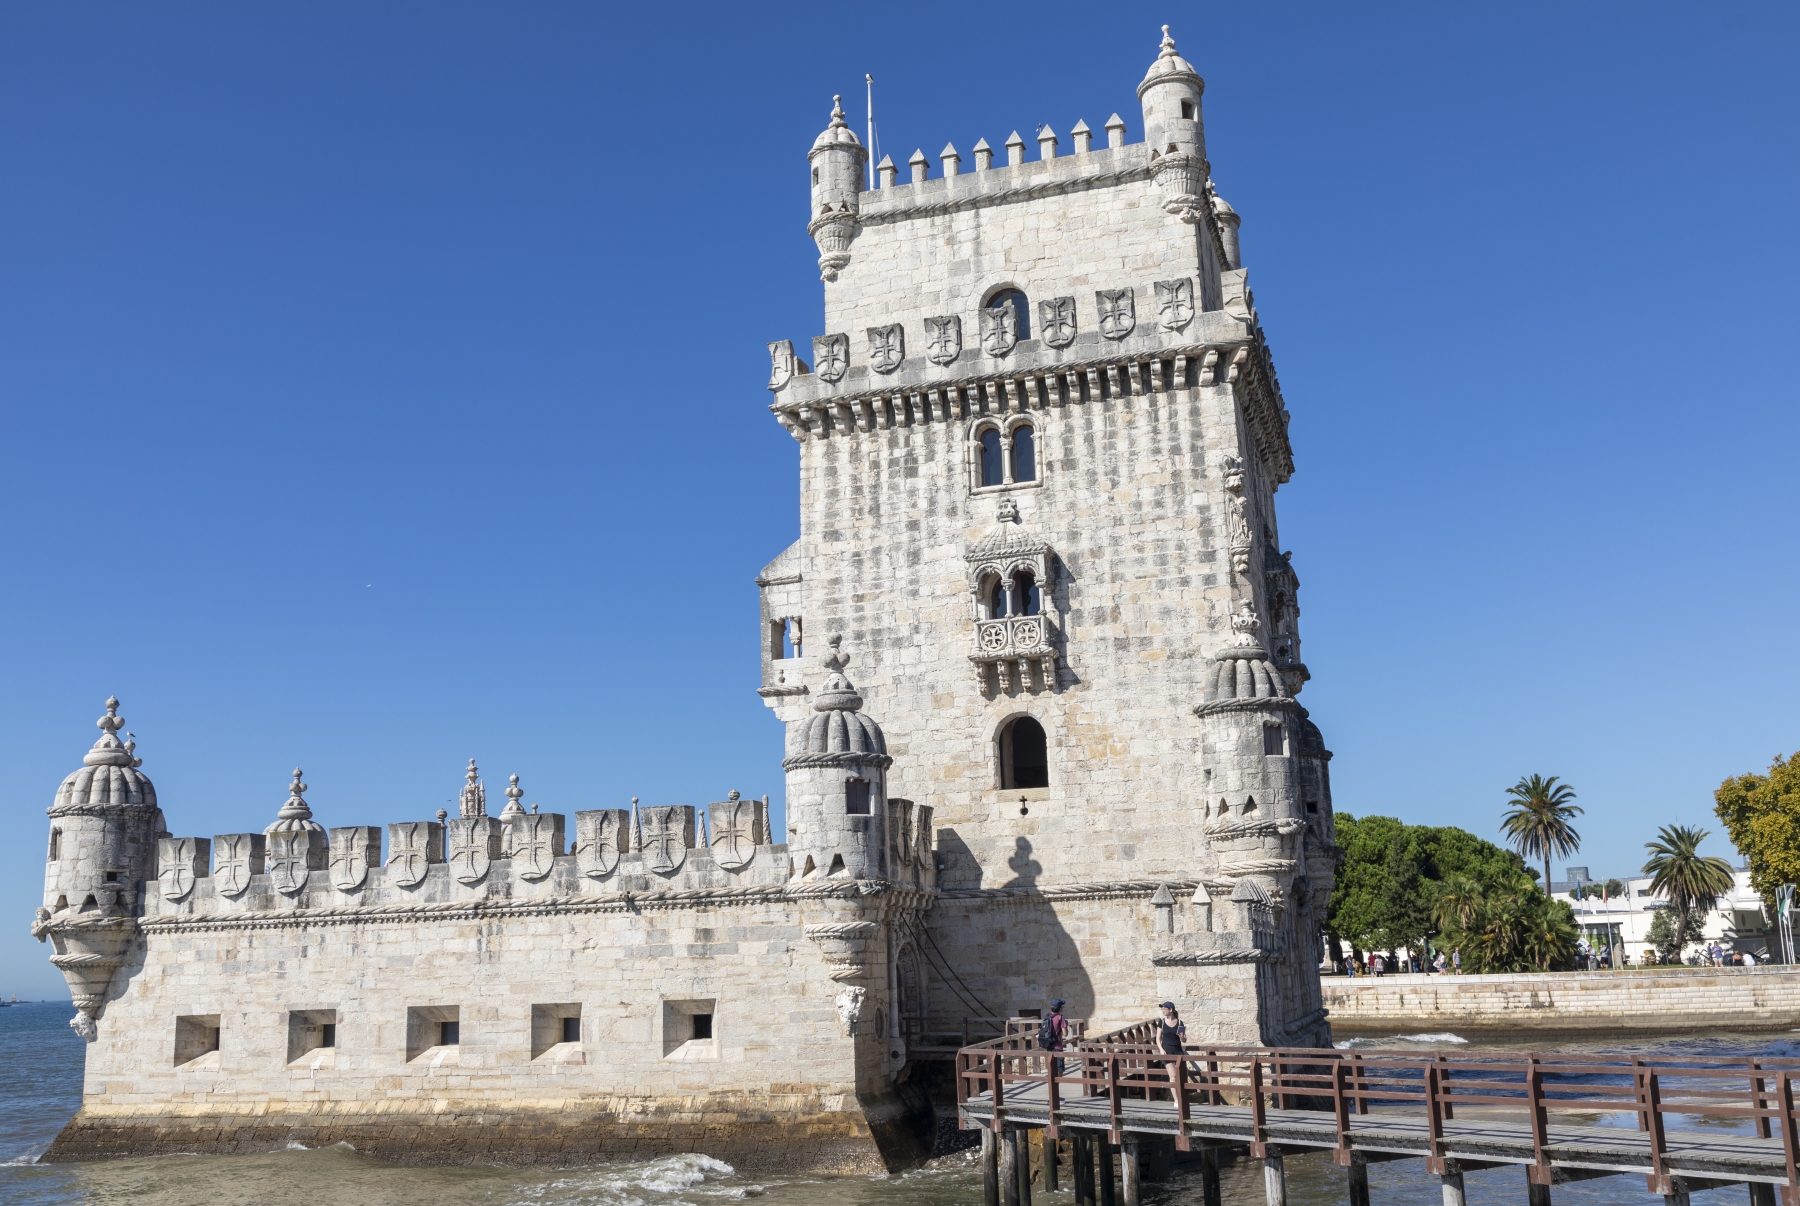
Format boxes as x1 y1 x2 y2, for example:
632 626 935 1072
957 1021 1800 1206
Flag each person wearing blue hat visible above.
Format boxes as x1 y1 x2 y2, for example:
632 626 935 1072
1156 1001 1187 1054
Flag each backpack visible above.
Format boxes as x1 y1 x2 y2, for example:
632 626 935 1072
1037 1014 1059 1050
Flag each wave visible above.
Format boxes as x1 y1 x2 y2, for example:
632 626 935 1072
1335 1032 1469 1049
1397 1033 1469 1044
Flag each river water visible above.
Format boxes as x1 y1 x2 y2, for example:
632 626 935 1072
1 1001 1786 1206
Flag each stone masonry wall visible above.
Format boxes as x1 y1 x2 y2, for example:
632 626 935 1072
1323 967 1800 1036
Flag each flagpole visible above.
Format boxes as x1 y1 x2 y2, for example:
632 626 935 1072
866 74 875 190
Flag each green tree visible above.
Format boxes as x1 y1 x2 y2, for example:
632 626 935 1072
1715 753 1800 907
1500 774 1584 890
1642 824 1736 951
1646 908 1679 962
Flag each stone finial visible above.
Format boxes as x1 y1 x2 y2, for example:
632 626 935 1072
1158 23 1178 58
728 789 741 801
435 808 448 824
1071 119 1092 153
278 768 313 821
1231 600 1262 648
459 759 487 818
909 148 929 184
97 697 124 736
815 634 866 713
973 138 993 171
941 142 961 177
1004 131 1026 167
876 154 897 188
499 773 527 821
82 697 138 768
1105 113 1127 149
1036 125 1058 160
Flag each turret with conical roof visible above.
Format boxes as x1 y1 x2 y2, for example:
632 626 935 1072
782 636 892 880
808 96 866 282
42 697 165 918
1139 26 1210 221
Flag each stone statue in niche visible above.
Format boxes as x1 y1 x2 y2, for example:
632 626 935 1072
575 808 630 878
1154 278 1193 331
866 324 905 374
1039 297 1077 348
386 821 441 888
640 806 694 874
980 302 1017 357
709 791 765 871
1096 288 1136 339
767 339 796 391
923 315 961 365
813 334 848 383
213 833 264 898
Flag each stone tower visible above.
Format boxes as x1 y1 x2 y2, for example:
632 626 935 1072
763 26 1338 1046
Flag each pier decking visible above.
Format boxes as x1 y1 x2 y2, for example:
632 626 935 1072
956 1022 1799 1206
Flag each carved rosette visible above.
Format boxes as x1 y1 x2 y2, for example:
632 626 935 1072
1150 150 1207 222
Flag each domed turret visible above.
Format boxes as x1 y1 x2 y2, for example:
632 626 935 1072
1209 181 1241 269
783 637 893 880
809 96 867 282
1138 27 1209 222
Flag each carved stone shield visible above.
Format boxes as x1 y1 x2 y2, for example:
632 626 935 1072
923 315 961 365
767 339 796 391
212 832 265 898
1039 297 1077 348
1096 288 1135 340
329 826 380 892
708 795 765 871
448 816 502 885
813 334 849 383
912 803 935 865
267 830 316 895
640 805 695 875
575 809 629 878
1154 278 1193 331
511 813 564 882
386 821 442 888
866 324 905 374
981 303 1018 357
158 836 209 902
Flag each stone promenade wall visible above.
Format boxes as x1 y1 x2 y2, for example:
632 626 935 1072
1323 966 1800 1037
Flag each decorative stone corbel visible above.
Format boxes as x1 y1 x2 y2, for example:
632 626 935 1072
805 920 879 983
1149 149 1208 222
834 984 867 1036
810 205 859 283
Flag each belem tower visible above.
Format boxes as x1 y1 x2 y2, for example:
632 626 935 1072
31 28 1337 1171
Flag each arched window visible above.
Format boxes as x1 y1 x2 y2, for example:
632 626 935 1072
846 778 872 815
1010 424 1036 483
1011 570 1040 617
1000 716 1049 789
986 574 1008 618
986 288 1032 340
48 829 61 861
979 428 1004 487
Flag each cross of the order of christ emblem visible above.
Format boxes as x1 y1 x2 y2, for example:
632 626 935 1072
866 324 905 374
575 809 630 878
923 315 961 365
813 333 849 383
213 832 265 898
1154 278 1194 331
708 792 766 871
1096 288 1136 340
158 836 208 902
639 805 694 875
981 303 1018 357
329 827 379 892
510 813 562 882
267 831 317 895
448 817 500 885
1038 297 1077 348
386 821 441 888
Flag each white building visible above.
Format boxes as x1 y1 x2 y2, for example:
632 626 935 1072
1551 865 1772 964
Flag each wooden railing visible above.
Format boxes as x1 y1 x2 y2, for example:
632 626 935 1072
956 1025 1800 1192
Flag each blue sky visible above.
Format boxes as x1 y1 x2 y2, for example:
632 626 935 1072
2 3 1795 995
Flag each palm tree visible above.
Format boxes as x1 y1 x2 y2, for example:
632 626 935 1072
1501 774 1584 890
1433 874 1485 935
1642 824 1736 953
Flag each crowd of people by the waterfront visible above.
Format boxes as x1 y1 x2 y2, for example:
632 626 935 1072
1333 940 1763 976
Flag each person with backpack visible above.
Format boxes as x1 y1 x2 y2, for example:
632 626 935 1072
1038 999 1070 1075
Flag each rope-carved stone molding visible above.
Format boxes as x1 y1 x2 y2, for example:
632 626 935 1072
1211 859 1299 879
1204 817 1306 841
1193 696 1303 719
803 922 881 939
1280 1006 1331 1036
45 802 163 820
1150 944 1286 966
139 881 936 935
859 164 1154 226
939 879 1199 904
781 751 895 771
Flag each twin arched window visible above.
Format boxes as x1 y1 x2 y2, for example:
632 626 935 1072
977 423 1037 488
985 570 1040 619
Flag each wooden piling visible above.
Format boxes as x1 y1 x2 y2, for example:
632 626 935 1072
1045 1133 1060 1192
1099 1140 1117 1206
1200 1146 1221 1206
1439 1167 1465 1206
1122 1138 1141 1206
1527 1176 1552 1206
1346 1152 1369 1206
982 1127 1000 1206
1750 1184 1778 1206
1001 1127 1020 1206
1264 1152 1287 1206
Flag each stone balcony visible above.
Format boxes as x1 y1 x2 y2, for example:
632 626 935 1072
970 615 1058 694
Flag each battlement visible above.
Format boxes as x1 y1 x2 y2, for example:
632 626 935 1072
860 130 1143 223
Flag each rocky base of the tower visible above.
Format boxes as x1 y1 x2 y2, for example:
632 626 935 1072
39 1089 934 1173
